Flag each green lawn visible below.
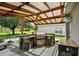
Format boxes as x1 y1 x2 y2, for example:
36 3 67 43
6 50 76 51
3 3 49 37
0 29 65 42
0 30 35 42
0 33 20 42
0 34 65 42
55 35 65 39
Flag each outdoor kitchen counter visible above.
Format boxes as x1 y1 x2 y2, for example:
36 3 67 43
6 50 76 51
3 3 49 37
45 34 55 45
58 39 79 56
19 35 36 50
58 40 78 48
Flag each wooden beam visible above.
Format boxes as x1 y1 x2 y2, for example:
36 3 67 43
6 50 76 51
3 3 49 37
60 2 65 22
28 14 70 22
0 12 26 17
44 14 52 23
26 5 64 17
5 2 29 15
21 16 24 35
23 2 41 11
0 8 30 17
34 15 40 24
0 11 24 17
28 16 36 23
0 9 29 17
60 2 64 15
43 2 54 23
36 22 65 25
0 2 35 14
23 3 47 23
43 2 56 22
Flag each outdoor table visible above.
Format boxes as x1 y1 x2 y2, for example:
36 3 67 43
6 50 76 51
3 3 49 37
58 40 79 56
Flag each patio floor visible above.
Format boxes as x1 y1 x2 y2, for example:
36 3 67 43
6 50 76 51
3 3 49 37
0 41 58 56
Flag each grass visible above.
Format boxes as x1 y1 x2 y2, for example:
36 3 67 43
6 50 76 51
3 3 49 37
55 35 65 39
0 33 20 42
0 30 65 42
0 30 35 41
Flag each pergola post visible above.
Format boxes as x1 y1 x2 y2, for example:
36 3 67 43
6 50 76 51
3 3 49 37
65 16 72 39
65 22 70 39
21 16 24 35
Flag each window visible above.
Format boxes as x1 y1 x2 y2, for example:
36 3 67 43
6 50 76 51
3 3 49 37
59 30 63 34
54 27 63 34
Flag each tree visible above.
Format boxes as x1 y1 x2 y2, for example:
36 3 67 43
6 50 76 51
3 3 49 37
23 22 37 34
0 16 20 35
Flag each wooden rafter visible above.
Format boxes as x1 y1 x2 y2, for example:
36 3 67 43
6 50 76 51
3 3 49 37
43 2 55 23
0 2 66 25
36 22 65 25
23 2 41 11
39 15 48 23
28 15 39 24
23 2 46 23
44 14 52 23
25 17 37 25
27 14 70 22
43 2 57 23
35 15 41 24
0 2 35 14
60 2 65 22
60 2 65 15
0 9 29 17
5 2 29 15
23 2 48 23
0 11 25 17
26 5 64 17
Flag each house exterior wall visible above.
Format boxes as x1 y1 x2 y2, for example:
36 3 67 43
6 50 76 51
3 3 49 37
66 2 79 55
70 3 79 46
37 23 66 35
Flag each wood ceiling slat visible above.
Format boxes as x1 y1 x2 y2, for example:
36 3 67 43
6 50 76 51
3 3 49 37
44 2 57 22
5 2 31 16
0 9 29 17
0 12 22 17
25 17 31 21
29 15 42 24
25 17 35 23
36 22 65 25
28 14 69 22
46 2 60 9
43 2 54 23
36 15 42 24
30 2 49 11
60 2 64 15
29 16 36 20
60 2 65 21
23 2 41 11
26 5 64 17
24 3 47 23
38 15 47 23
50 19 56 23
44 13 52 23
0 2 66 25
0 2 35 14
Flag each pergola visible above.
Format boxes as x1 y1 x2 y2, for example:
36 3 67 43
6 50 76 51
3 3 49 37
0 2 69 34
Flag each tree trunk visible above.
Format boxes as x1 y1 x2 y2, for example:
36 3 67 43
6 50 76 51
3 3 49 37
12 29 15 35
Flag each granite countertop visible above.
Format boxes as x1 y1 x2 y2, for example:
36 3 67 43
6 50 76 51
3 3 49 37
58 39 79 48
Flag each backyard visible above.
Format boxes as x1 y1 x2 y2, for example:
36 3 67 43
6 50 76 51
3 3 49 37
0 16 65 42
0 30 65 42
